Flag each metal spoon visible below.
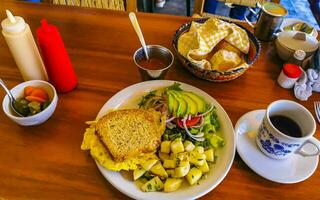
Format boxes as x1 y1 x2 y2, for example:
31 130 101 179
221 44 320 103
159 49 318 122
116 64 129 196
129 12 149 60
0 79 23 117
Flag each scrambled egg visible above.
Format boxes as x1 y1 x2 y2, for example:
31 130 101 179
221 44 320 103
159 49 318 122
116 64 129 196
81 121 158 171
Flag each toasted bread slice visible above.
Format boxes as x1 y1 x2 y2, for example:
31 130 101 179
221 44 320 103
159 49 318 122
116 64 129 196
96 109 163 162
147 108 166 138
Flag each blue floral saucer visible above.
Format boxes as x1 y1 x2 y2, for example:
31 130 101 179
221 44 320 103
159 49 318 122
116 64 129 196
235 109 318 184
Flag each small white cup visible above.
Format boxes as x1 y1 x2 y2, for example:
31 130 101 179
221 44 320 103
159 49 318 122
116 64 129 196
2 80 58 126
256 100 320 159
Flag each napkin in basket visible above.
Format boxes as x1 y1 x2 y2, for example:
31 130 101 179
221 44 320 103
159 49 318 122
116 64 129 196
178 18 250 71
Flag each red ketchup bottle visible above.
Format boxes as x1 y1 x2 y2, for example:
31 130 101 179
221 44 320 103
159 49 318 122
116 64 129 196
36 19 77 93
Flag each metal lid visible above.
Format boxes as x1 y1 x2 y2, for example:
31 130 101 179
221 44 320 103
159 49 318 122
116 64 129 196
277 31 319 53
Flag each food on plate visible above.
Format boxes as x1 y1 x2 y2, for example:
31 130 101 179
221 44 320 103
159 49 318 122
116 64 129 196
210 49 242 71
177 18 250 71
13 86 50 116
81 83 224 192
81 109 164 171
96 109 164 161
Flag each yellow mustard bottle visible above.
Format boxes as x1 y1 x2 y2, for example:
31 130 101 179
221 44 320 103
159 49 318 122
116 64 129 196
1 10 48 81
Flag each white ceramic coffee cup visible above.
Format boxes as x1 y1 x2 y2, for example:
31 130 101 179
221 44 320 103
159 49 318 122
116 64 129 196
256 100 320 159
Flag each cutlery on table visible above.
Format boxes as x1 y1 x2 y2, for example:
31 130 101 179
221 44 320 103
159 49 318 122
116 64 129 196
0 79 23 117
129 12 149 60
314 101 320 123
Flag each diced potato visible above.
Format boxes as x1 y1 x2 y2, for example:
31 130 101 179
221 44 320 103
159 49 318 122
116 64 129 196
204 149 214 162
176 152 189 162
175 162 190 177
158 152 170 162
186 167 202 185
189 152 206 166
169 152 175 159
166 169 175 178
164 178 183 192
163 159 176 169
141 159 158 170
198 160 209 173
193 146 204 154
183 140 195 152
150 162 168 178
171 138 184 154
161 141 171 154
141 176 164 192
178 160 189 167
133 166 146 180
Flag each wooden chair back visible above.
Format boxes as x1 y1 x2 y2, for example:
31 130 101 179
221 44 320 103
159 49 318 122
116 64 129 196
42 0 137 12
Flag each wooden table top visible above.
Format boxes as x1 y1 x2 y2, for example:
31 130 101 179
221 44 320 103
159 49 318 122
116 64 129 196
0 1 319 200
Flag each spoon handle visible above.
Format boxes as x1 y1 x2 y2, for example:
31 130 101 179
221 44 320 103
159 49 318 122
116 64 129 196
129 12 149 60
0 79 15 101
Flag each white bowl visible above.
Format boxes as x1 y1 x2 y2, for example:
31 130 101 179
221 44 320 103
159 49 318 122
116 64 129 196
275 31 319 61
2 80 58 126
280 18 318 38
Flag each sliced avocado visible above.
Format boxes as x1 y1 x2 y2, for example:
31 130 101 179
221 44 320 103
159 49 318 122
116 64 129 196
170 91 188 117
168 91 179 116
182 92 207 113
172 91 190 117
180 92 198 115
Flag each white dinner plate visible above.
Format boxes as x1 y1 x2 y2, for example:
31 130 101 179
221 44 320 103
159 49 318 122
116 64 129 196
95 80 236 200
235 109 319 184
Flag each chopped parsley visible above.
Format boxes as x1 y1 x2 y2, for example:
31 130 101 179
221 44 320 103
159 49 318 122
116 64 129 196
147 183 152 190
167 82 182 91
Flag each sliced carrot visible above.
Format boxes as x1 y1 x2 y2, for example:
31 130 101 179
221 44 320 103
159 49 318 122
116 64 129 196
24 86 35 96
30 88 48 101
25 96 46 103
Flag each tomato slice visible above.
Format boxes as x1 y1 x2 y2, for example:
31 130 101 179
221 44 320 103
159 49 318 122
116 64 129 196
176 116 201 128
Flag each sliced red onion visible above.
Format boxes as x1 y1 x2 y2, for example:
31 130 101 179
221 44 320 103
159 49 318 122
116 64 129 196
190 116 205 128
188 115 191 120
197 104 214 117
182 119 205 142
166 116 176 123
193 132 204 138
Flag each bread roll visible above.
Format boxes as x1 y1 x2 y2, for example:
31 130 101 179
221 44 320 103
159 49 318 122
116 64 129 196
210 49 242 71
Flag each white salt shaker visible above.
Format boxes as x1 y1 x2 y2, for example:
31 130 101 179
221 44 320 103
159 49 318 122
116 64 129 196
277 63 302 89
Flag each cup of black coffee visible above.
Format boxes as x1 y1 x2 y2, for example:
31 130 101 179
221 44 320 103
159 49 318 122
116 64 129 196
256 100 320 159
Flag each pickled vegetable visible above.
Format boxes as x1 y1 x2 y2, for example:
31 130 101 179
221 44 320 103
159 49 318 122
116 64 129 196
28 101 41 115
13 86 51 117
13 98 30 116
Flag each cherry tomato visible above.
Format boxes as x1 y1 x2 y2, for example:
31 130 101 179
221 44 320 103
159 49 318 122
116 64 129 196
176 116 201 128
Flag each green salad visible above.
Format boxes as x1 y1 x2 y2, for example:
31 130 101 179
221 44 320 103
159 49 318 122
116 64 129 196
135 83 224 192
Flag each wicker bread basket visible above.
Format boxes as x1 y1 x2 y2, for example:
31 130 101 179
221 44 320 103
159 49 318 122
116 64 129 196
172 18 261 82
